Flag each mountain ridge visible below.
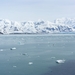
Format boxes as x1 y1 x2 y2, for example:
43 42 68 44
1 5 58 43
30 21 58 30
0 18 75 34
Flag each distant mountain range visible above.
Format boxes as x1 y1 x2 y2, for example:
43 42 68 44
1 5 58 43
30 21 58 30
0 18 75 34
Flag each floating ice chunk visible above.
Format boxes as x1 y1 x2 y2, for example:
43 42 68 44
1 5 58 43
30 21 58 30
28 62 33 65
56 59 65 64
22 53 27 56
13 66 17 68
0 49 3 51
10 47 16 50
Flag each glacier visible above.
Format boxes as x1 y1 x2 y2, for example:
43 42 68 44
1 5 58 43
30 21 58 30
0 18 75 34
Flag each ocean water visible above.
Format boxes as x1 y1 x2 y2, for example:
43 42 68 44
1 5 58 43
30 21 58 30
0 34 75 75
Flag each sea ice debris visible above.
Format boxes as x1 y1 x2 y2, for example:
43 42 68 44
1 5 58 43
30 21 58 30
10 47 16 50
28 62 33 65
22 53 27 55
56 59 65 64
0 49 3 51
13 66 17 68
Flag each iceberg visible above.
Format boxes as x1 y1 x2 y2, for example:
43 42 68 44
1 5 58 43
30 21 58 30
13 66 17 68
10 47 16 50
56 59 65 64
0 49 4 51
28 62 33 65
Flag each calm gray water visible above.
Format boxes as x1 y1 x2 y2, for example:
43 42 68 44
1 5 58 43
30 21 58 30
0 34 75 75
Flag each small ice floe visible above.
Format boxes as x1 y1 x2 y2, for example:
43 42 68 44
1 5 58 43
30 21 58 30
0 49 4 51
10 47 16 50
13 66 17 68
28 62 33 65
56 59 65 64
22 53 27 56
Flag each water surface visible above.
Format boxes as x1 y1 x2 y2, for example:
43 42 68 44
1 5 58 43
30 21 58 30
0 34 75 75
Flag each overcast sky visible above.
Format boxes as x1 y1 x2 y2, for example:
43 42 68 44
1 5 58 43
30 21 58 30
0 0 75 22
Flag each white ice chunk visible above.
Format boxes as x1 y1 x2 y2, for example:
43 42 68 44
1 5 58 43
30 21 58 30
10 47 16 50
28 62 33 65
13 66 17 68
0 49 4 51
56 59 65 64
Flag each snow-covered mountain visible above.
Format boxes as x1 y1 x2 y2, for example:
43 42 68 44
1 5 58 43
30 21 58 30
0 18 75 34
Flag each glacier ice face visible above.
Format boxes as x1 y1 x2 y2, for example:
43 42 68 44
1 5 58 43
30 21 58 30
0 18 75 34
